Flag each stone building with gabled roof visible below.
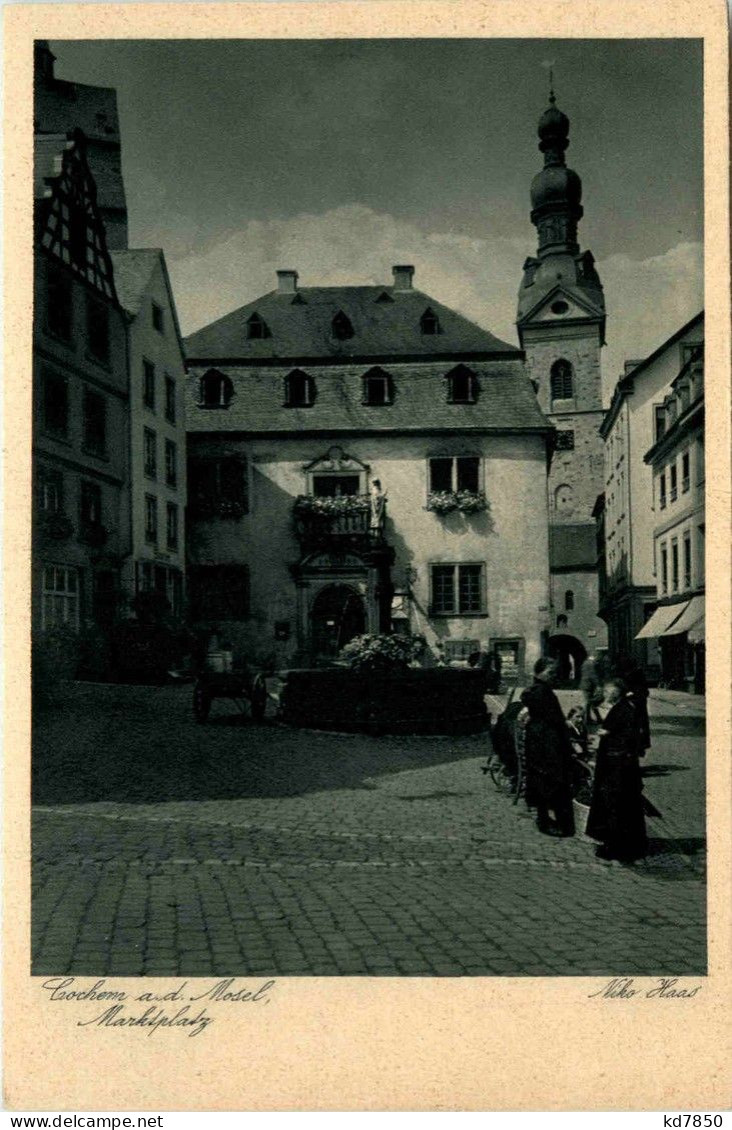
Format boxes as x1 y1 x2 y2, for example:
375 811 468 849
109 248 189 615
185 264 554 675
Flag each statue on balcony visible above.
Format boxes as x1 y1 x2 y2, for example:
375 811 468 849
369 478 387 535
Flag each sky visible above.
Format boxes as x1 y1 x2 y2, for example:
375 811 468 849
49 38 704 397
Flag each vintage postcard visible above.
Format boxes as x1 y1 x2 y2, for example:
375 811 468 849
3 0 730 1112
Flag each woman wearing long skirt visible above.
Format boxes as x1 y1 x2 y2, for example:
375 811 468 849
587 677 648 862
520 657 575 838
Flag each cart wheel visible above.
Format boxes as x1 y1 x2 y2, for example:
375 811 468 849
193 686 211 722
250 674 267 722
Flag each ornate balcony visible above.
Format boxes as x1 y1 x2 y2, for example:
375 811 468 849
293 494 384 551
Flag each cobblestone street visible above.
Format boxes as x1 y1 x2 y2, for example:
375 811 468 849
31 683 706 977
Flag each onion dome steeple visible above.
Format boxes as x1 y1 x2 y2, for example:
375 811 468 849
517 88 605 342
530 91 583 258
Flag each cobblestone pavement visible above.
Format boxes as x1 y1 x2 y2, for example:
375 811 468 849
31 683 706 977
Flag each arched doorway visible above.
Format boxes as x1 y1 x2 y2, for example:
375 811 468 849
547 633 588 687
311 584 366 660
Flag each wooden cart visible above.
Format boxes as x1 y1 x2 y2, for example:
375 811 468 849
192 665 268 723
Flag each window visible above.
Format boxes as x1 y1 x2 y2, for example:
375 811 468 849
669 463 678 502
145 494 158 544
428 456 480 494
43 373 69 438
143 360 156 410
80 480 102 525
189 564 250 620
565 589 574 611
246 312 270 339
683 532 692 590
362 367 394 406
331 311 354 340
46 266 73 341
284 369 315 408
430 563 485 615
152 302 164 334
38 468 63 513
660 544 668 594
41 565 79 631
682 451 691 493
166 502 178 550
188 456 248 516
165 375 176 423
165 439 177 487
671 539 679 593
550 358 574 401
313 474 359 497
659 472 667 509
86 296 109 364
445 365 478 405
144 428 157 479
199 369 234 408
83 390 107 456
444 638 480 663
696 436 705 485
697 524 705 585
420 307 441 335
654 405 666 443
555 430 575 450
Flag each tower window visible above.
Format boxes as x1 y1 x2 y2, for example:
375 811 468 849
284 369 315 407
420 307 441 335
550 358 574 401
551 300 570 315
152 302 164 334
331 311 354 340
565 589 574 611
199 369 234 408
362 367 394 406
246 312 270 340
445 365 478 405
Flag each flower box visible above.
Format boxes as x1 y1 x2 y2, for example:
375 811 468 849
425 490 489 514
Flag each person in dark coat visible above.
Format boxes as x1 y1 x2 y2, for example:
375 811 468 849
520 657 575 837
616 655 651 756
587 677 648 862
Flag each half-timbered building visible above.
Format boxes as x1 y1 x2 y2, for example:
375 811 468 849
33 129 131 636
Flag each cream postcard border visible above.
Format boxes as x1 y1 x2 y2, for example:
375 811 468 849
4 1 730 1111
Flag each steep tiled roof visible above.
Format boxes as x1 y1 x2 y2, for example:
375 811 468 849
109 249 160 315
549 523 598 569
185 286 520 362
35 77 121 142
185 359 550 435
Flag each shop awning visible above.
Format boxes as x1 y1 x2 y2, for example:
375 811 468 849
665 594 705 637
635 603 686 640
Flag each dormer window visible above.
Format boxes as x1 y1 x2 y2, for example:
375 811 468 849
199 369 233 408
550 358 574 402
285 369 315 408
331 311 354 340
420 307 441 335
446 365 478 405
375 291 394 304
246 312 270 340
362 367 394 406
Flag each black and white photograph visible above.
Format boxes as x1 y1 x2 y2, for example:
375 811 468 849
30 32 707 988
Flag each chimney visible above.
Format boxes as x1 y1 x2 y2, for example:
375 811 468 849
392 265 415 291
277 269 299 294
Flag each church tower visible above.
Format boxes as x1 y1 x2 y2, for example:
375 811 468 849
517 90 608 673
